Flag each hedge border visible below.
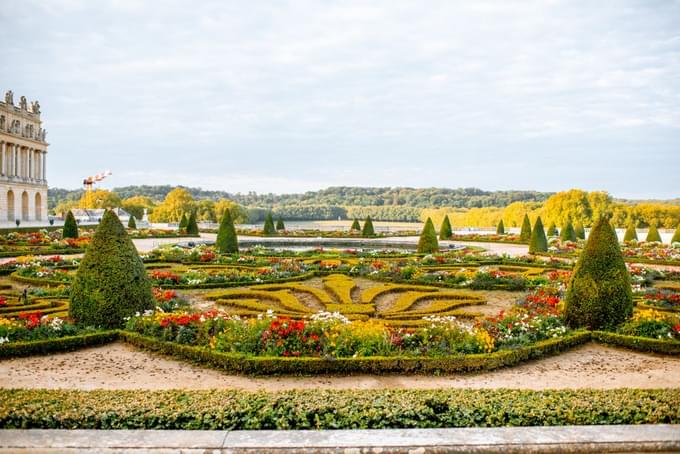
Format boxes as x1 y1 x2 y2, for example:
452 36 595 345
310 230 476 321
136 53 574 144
591 331 680 354
0 248 84 258
9 271 71 288
0 331 119 359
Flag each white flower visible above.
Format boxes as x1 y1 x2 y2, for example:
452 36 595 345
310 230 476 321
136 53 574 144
0 337 9 344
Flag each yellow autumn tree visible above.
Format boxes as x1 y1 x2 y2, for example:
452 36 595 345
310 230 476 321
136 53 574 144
148 188 195 222
78 189 121 209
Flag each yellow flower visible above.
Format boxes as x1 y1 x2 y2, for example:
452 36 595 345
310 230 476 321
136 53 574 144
475 329 495 353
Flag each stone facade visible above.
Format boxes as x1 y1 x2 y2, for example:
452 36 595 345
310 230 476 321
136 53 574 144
0 90 48 222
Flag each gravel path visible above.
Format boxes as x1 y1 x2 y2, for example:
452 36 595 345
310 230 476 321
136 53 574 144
1 342 678 391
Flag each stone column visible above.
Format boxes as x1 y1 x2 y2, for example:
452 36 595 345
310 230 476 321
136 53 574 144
0 141 5 176
13 145 18 177
42 151 47 181
28 148 33 181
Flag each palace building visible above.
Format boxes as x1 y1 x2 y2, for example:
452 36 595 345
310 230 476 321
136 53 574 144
0 90 49 223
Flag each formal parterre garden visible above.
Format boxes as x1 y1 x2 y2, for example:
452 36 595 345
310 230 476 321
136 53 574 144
1 211 679 429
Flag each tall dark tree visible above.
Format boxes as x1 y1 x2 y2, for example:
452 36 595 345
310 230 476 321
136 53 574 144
263 212 276 235
362 216 375 237
350 218 361 231
519 214 532 242
574 221 586 240
276 216 285 230
529 216 548 253
69 210 153 328
623 223 638 242
496 219 505 235
186 211 199 235
63 210 79 239
127 215 137 230
546 221 557 237
216 209 239 253
564 217 632 330
178 213 188 231
645 224 662 243
418 218 439 253
439 215 452 240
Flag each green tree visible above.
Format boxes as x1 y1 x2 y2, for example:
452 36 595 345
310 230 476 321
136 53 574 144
69 210 153 328
439 215 452 240
546 222 557 237
672 224 680 244
276 217 285 230
623 223 638 242
529 216 548 253
574 221 586 240
496 219 505 235
78 189 121 209
216 209 239 253
263 212 276 235
542 189 593 227
560 221 576 242
362 216 375 237
350 218 361 231
645 224 662 243
418 218 439 253
178 213 188 231
127 215 137 229
186 211 199 235
148 188 195 223
121 196 155 221
519 214 532 241
564 217 632 330
63 210 78 239
214 199 247 224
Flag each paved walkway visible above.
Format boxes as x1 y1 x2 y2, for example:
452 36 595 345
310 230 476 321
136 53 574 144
1 425 678 453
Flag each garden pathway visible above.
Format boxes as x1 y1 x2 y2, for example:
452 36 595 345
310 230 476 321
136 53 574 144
1 342 678 391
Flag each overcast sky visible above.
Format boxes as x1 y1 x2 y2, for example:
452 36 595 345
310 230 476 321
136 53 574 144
2 0 679 198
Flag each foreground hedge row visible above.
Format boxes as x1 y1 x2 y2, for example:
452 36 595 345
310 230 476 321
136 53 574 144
1 388 677 429
0 331 118 359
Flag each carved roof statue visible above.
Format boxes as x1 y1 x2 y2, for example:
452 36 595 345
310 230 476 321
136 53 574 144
31 101 41 114
4 90 13 105
19 96 28 110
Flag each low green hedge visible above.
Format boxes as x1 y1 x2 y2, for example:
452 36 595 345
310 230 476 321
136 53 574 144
9 271 70 287
592 331 680 354
0 248 84 258
1 388 677 429
0 331 119 359
159 271 318 289
119 330 591 375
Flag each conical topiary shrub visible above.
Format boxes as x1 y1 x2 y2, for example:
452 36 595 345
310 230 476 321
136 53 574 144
263 212 276 235
350 218 361 231
529 216 548 253
646 224 662 243
546 222 557 237
560 221 576 242
496 219 505 235
276 217 285 231
672 225 680 244
63 210 78 239
574 222 586 240
623 223 638 242
69 210 153 328
127 215 137 229
564 217 632 330
439 215 452 240
186 211 199 235
216 209 239 254
178 213 188 231
519 214 532 242
362 216 375 237
418 218 439 253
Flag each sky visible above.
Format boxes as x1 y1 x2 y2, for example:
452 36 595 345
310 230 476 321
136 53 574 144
2 0 679 199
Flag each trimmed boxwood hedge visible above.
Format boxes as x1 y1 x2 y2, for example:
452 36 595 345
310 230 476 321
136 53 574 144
1 388 677 429
0 331 118 359
592 331 680 355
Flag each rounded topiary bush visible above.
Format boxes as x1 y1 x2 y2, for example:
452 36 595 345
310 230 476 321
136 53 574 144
216 209 239 253
560 221 576 242
439 215 452 240
362 216 375 237
418 217 439 253
276 217 285 231
496 219 505 235
127 215 137 229
529 216 548 253
263 212 276 235
645 224 662 243
564 217 632 330
186 211 199 235
63 210 78 239
623 223 638 242
519 214 532 242
69 210 153 328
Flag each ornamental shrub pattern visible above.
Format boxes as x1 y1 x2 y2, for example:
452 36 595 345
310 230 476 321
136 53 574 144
529 216 548 253
216 210 239 254
519 214 532 242
186 211 199 235
418 218 439 253
263 212 276 235
564 217 633 330
362 216 375 237
127 216 137 230
560 221 576 242
62 211 78 239
69 210 154 328
496 219 505 235
623 223 638 242
439 215 452 240
646 224 662 243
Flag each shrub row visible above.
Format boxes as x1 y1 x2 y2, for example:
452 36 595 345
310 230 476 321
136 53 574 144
0 248 85 258
592 331 680 355
0 331 119 359
161 272 318 289
119 330 591 375
9 271 70 287
1 388 677 430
